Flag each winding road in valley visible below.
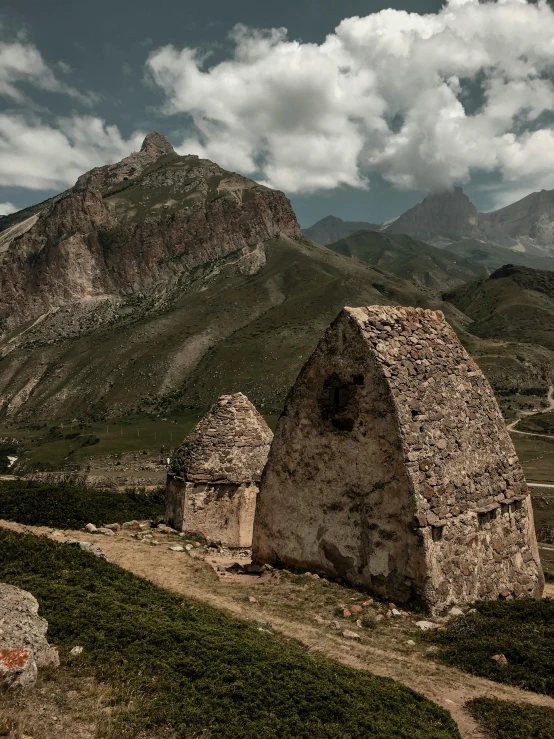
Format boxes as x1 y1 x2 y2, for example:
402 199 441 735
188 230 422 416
507 386 554 437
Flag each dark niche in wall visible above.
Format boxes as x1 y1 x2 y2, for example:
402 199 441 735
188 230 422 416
317 373 363 432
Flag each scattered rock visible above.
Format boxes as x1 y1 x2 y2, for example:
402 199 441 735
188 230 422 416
248 596 258 604
65 540 106 559
351 605 363 614
388 603 396 610
343 608 352 618
330 621 342 630
385 611 392 620
69 646 83 656
426 646 440 655
168 545 184 552
342 630 361 640
356 619 363 628
185 544 194 552
362 599 374 607
84 523 97 533
96 527 115 536
448 607 464 617
391 609 402 617
244 563 264 575
491 653 508 666
0 647 37 688
104 523 121 532
415 620 441 631
374 614 384 622
156 524 177 534
0 584 59 673
226 562 244 573
121 520 142 530
407 640 416 646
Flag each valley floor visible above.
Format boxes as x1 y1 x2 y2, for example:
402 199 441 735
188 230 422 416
1 518 553 739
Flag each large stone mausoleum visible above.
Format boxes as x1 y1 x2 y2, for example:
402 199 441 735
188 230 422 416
252 306 544 612
166 393 272 547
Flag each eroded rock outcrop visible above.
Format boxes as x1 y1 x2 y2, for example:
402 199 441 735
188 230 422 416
0 583 59 688
0 133 300 330
252 306 544 612
166 393 272 547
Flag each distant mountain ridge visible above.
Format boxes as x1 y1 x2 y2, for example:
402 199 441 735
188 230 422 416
303 186 554 266
1 137 554 422
325 230 487 291
302 215 380 245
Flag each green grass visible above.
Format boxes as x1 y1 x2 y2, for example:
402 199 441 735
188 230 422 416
518 411 554 436
0 410 281 472
427 599 554 697
0 479 164 528
512 435 554 483
0 530 461 738
467 697 554 739
0 411 203 470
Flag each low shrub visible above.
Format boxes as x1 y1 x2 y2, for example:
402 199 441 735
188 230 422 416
467 697 554 739
0 479 164 528
427 598 554 697
0 530 461 739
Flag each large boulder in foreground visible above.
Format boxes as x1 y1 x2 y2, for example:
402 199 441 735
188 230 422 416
253 305 544 613
0 583 59 687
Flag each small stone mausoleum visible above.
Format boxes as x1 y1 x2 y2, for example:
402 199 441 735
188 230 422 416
166 393 272 547
252 306 544 612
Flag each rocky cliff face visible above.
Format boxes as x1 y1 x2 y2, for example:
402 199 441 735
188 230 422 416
479 189 554 247
0 133 300 330
383 187 480 242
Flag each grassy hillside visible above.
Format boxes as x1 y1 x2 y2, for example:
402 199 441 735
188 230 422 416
301 215 381 245
427 598 554 698
0 529 461 738
439 238 554 272
325 230 487 290
0 235 448 420
445 264 554 353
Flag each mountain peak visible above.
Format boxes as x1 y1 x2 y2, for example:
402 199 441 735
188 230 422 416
140 132 175 157
384 186 479 242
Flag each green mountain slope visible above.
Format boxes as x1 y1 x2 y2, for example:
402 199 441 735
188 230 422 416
0 235 455 420
326 230 488 290
438 239 554 272
301 215 380 245
445 264 554 353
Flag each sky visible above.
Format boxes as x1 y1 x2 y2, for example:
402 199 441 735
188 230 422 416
2 0 554 227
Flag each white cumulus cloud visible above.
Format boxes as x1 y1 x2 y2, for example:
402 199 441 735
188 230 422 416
0 202 17 216
146 0 554 194
0 34 90 104
0 115 145 190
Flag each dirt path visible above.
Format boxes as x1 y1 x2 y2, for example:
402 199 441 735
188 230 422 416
508 386 554 437
2 520 554 739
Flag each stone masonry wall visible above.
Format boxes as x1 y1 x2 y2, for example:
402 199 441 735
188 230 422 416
166 475 259 547
166 392 272 547
253 306 544 612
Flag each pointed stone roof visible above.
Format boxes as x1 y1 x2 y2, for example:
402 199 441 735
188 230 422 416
171 393 273 484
